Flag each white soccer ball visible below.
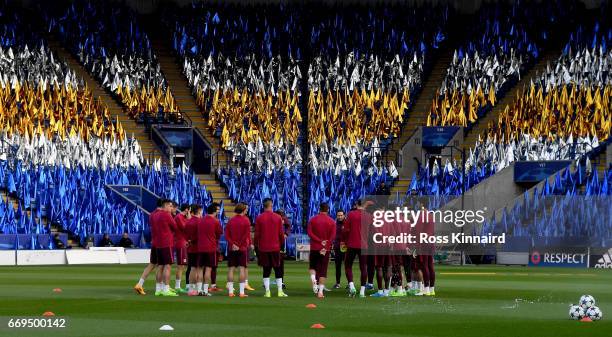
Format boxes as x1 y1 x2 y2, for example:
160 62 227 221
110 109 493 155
579 295 596 309
569 305 585 320
586 306 603 321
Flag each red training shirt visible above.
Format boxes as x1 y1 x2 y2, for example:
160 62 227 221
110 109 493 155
150 209 176 249
254 210 284 252
342 209 373 249
184 216 199 253
174 213 188 249
225 214 252 251
197 214 223 253
307 213 336 251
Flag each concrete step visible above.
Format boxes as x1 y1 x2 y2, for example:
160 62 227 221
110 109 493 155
141 23 238 207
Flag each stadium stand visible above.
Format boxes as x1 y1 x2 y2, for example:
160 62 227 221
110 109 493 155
427 1 577 130
44 0 181 124
0 0 608 254
166 2 303 163
306 4 450 217
393 2 609 200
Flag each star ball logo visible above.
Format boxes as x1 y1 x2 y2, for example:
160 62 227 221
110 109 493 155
530 251 541 265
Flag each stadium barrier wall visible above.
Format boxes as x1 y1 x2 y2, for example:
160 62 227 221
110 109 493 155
489 165 568 226
66 248 129 264
125 249 151 264
0 251 15 265
496 252 529 265
435 163 524 237
0 249 150 266
17 250 67 265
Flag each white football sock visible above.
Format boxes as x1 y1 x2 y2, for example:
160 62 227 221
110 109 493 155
263 278 270 291
310 274 317 284
276 278 283 291
196 282 202 292
155 283 161 292
349 282 356 290
175 279 181 289
227 282 234 293
239 282 246 295
425 286 430 293
383 289 389 296
318 284 325 294
163 284 169 292
137 278 145 287
203 284 209 294
419 282 424 291
430 286 435 292
360 286 365 296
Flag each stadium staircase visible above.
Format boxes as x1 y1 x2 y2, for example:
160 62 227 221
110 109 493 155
0 191 19 212
388 47 454 196
144 22 232 169
197 174 236 218
388 37 567 197
385 12 472 196
44 35 165 163
593 144 610 179
140 18 237 217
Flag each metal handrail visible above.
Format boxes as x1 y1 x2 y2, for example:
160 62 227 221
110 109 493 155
553 140 597 159
368 146 399 168
180 110 193 126
151 126 175 168
192 126 214 149
105 185 152 216
147 149 157 165
212 148 229 171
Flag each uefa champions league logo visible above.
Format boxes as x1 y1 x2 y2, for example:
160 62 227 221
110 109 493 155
530 251 541 265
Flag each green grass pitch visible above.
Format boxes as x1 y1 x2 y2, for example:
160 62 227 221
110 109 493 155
0 262 610 337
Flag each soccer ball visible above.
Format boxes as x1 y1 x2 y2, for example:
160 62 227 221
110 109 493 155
579 295 596 309
586 306 603 321
569 305 585 320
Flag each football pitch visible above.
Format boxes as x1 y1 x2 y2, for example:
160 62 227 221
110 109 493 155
0 262 609 337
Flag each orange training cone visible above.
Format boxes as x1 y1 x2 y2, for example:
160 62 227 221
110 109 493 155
53 288 62 293
580 317 593 322
306 303 317 309
42 312 55 317
310 323 325 329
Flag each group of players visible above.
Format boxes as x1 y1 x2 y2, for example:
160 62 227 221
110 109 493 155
132 197 436 298
307 200 436 298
